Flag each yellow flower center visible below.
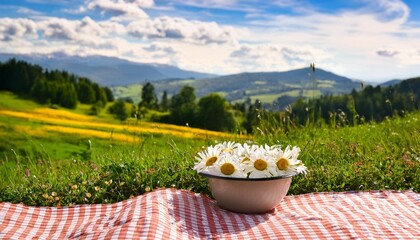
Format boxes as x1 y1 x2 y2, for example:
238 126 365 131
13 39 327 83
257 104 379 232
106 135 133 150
277 158 289 170
254 159 267 171
206 156 217 166
220 163 235 175
242 157 250 163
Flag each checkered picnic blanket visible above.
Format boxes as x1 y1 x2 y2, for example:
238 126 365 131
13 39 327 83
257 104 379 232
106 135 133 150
0 189 419 239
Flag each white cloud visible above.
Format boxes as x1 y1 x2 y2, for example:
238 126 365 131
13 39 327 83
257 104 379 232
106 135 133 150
128 17 240 44
0 18 38 41
86 0 150 19
41 18 79 40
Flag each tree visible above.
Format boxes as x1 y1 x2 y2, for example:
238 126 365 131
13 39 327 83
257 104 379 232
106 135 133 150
57 82 78 109
160 91 169 111
198 93 236 131
104 87 114 102
108 100 129 121
139 82 158 109
169 85 198 126
92 83 108 106
77 78 96 104
30 77 49 104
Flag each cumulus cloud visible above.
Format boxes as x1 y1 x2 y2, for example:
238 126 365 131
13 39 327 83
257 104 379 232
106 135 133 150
86 0 150 19
41 18 79 40
128 17 239 44
0 18 38 41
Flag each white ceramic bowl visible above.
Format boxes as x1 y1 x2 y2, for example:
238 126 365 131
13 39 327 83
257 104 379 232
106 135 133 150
201 173 295 214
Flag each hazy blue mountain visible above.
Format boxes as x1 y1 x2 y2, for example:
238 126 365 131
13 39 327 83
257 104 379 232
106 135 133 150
0 53 217 86
379 79 402 87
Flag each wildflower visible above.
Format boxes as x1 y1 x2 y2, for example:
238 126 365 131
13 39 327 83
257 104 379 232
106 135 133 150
215 141 239 154
105 180 113 185
95 186 101 191
193 145 222 173
71 185 78 190
145 186 151 192
51 192 57 197
244 149 277 178
273 145 303 176
208 155 246 178
236 143 254 163
86 193 92 198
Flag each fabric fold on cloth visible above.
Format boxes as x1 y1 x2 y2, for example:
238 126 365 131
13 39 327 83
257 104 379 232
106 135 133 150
0 189 419 239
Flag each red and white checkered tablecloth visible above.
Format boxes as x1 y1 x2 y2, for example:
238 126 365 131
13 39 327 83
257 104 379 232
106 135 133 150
0 189 419 239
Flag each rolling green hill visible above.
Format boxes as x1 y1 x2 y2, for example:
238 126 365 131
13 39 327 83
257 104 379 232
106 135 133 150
113 68 361 108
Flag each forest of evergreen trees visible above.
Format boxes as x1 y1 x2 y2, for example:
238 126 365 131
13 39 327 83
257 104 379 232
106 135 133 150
290 77 420 126
0 58 113 110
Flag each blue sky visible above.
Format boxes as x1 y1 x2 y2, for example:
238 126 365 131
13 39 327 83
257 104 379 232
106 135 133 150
1 0 420 82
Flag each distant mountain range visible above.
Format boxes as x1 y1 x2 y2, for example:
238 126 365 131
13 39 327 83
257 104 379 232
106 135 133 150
0 53 217 86
0 53 363 108
378 79 402 87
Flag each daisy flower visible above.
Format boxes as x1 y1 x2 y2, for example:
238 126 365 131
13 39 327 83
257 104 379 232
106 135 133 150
215 141 239 155
194 145 222 173
236 143 254 163
208 155 246 178
273 145 304 176
244 149 277 178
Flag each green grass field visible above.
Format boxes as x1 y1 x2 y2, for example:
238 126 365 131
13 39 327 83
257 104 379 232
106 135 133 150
0 91 419 206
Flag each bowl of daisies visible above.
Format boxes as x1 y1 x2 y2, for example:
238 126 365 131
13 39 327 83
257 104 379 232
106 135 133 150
194 141 307 214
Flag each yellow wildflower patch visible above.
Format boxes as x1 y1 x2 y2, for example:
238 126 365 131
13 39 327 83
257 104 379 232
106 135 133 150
0 108 250 140
32 108 94 122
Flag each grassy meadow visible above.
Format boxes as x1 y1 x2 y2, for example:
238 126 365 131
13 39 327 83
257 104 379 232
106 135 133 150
0 91 419 206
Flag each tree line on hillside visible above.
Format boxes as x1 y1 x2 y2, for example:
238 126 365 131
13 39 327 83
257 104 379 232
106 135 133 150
0 58 114 111
123 75 420 133
289 77 420 126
